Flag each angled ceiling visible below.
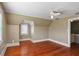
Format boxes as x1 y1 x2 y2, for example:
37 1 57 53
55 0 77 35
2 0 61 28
2 2 79 20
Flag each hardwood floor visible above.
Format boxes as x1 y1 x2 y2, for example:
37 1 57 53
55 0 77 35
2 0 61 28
4 40 79 56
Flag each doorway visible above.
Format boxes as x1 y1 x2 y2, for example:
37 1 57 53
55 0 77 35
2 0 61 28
20 23 31 40
71 20 79 46
68 17 79 47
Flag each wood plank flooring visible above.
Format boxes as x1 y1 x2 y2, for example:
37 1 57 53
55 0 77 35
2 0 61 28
4 40 79 56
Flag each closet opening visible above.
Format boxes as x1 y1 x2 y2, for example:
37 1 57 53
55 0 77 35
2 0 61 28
71 20 79 47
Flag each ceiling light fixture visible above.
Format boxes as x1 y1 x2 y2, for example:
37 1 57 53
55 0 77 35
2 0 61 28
49 10 61 19
51 15 54 19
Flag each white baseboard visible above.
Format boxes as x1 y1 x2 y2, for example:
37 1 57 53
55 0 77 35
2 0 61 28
32 39 49 43
32 39 69 47
48 39 70 47
0 46 7 56
6 42 19 47
6 38 69 47
19 39 31 41
20 39 70 47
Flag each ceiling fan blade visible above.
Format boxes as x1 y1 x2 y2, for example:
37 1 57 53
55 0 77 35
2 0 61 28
53 13 61 16
50 11 61 16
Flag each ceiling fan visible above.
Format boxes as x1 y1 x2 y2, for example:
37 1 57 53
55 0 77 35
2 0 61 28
49 10 62 19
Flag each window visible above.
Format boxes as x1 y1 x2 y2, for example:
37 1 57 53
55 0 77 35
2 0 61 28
21 24 28 35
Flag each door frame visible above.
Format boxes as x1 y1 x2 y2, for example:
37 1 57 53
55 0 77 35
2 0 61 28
19 20 34 41
68 17 79 47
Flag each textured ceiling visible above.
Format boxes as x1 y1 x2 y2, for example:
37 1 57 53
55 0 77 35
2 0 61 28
2 2 79 20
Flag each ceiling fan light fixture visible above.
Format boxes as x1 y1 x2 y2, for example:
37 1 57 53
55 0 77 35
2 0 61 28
49 10 62 20
51 15 54 19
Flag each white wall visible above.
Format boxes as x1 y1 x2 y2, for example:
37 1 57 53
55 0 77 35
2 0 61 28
49 18 69 44
0 3 7 54
7 25 19 42
32 25 49 40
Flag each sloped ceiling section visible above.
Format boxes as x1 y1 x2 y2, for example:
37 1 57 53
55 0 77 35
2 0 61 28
3 2 79 20
5 13 52 25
